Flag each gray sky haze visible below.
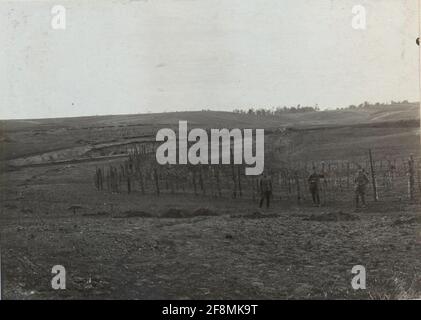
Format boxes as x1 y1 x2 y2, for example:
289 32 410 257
0 0 419 119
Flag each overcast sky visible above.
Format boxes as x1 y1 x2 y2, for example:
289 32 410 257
0 0 419 119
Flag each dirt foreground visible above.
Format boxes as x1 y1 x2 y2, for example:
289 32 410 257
1 163 420 300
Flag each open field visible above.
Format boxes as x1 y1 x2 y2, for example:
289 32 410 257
1 104 420 299
1 103 419 162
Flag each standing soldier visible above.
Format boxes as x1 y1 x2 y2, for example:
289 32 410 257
384 170 392 191
355 168 370 209
259 172 273 209
308 167 324 206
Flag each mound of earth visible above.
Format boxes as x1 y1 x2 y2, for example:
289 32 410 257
161 208 191 218
303 211 360 222
82 211 109 217
393 216 421 226
160 207 218 218
231 211 279 219
121 210 154 218
192 208 218 216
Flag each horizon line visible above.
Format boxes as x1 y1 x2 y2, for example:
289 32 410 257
1 101 419 122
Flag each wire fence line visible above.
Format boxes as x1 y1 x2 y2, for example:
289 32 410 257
93 145 421 205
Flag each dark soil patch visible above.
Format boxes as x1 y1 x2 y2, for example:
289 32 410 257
232 211 279 219
393 216 421 226
161 208 191 218
192 208 218 217
303 211 360 222
4 203 18 209
119 210 154 218
82 211 110 217
160 207 218 218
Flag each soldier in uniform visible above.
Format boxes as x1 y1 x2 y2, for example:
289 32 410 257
308 167 324 206
355 168 370 208
259 172 273 209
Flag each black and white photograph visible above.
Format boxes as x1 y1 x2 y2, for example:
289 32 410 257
0 0 420 304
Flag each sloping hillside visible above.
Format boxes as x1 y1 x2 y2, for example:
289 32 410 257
0 103 419 163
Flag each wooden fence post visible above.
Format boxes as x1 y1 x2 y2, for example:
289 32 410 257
295 171 301 204
408 154 415 201
417 164 421 194
346 162 350 189
199 166 205 195
321 162 327 205
153 168 160 196
208 166 215 197
170 172 175 194
215 167 222 197
368 149 378 201
231 165 237 198
127 175 131 194
165 171 169 191
139 170 145 195
237 166 242 198
192 169 197 196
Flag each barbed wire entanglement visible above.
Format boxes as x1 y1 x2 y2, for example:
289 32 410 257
93 144 421 206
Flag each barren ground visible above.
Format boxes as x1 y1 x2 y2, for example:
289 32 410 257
1 108 420 299
1 162 420 300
